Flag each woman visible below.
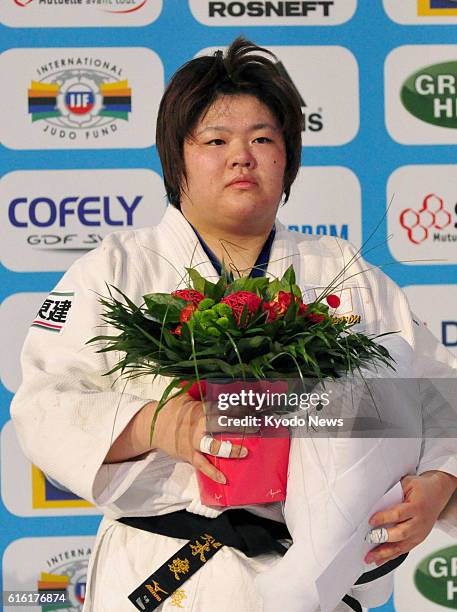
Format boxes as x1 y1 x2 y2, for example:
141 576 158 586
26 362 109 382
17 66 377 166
11 38 457 612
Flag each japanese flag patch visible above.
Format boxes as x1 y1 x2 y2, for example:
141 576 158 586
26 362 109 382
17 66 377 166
32 291 75 333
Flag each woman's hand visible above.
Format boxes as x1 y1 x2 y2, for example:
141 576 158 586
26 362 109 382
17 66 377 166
104 395 248 484
365 471 457 566
151 394 248 484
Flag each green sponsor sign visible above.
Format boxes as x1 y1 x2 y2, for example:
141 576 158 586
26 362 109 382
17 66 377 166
401 61 457 128
414 546 457 609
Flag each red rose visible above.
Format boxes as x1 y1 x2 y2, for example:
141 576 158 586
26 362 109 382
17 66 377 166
171 289 205 306
172 324 182 336
271 291 307 317
298 302 308 316
326 294 341 309
262 301 281 322
180 303 197 323
221 291 262 325
274 291 292 315
307 312 325 324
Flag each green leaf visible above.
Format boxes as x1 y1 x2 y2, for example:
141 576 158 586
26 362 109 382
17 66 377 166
143 293 184 323
186 267 210 294
282 265 296 286
225 276 269 295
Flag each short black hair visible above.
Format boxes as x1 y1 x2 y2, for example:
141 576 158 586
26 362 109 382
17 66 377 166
156 37 303 208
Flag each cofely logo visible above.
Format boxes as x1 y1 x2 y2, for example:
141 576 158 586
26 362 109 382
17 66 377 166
2 0 161 27
190 0 357 26
399 193 453 244
414 545 457 608
0 169 166 272
0 48 161 149
401 61 457 128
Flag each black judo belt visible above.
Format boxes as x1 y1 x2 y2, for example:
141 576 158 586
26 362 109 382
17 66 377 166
119 509 407 612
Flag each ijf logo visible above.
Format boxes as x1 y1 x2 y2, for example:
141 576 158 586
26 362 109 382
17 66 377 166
418 0 457 15
400 194 453 244
36 550 90 610
28 61 131 142
0 48 161 148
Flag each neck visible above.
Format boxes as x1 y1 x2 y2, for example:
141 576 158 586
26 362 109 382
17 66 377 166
184 215 273 278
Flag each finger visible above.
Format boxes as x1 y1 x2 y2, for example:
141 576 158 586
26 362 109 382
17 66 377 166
364 542 406 565
369 502 415 527
208 438 248 459
366 519 414 545
192 452 226 484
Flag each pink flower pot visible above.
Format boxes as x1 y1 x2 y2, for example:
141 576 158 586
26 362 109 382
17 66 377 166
193 379 291 507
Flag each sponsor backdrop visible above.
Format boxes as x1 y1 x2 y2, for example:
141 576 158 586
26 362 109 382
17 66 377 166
0 1 456 610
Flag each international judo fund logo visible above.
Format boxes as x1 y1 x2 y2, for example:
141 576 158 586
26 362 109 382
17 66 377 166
28 56 132 142
38 547 91 611
414 545 457 608
399 193 456 244
401 61 457 128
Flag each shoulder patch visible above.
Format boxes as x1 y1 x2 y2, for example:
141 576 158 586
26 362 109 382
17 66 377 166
32 291 75 333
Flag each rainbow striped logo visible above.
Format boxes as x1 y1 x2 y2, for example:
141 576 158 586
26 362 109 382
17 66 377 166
28 73 132 126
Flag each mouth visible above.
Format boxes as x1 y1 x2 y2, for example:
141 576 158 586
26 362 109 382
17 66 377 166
227 176 258 189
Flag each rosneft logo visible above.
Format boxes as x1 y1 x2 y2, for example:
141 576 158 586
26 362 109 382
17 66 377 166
401 61 457 128
414 545 457 608
400 193 452 244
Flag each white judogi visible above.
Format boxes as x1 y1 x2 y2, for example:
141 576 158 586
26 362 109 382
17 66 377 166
11 206 457 612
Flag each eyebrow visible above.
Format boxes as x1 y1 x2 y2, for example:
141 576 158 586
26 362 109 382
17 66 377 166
196 123 279 135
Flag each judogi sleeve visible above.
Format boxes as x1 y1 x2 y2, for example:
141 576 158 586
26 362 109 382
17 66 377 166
411 315 457 535
10 233 166 506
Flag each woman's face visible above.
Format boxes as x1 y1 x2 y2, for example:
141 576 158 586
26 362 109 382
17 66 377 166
180 94 287 235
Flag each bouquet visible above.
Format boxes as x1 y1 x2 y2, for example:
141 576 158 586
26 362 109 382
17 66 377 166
89 265 395 505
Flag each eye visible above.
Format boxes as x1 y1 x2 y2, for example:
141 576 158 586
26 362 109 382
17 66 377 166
206 138 225 145
253 136 273 144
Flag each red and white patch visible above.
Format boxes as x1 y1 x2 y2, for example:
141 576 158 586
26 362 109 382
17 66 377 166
32 291 74 333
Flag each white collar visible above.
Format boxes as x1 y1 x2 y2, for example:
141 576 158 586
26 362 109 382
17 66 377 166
157 205 301 283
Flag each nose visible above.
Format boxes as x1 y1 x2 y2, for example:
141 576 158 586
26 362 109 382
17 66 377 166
229 143 256 169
